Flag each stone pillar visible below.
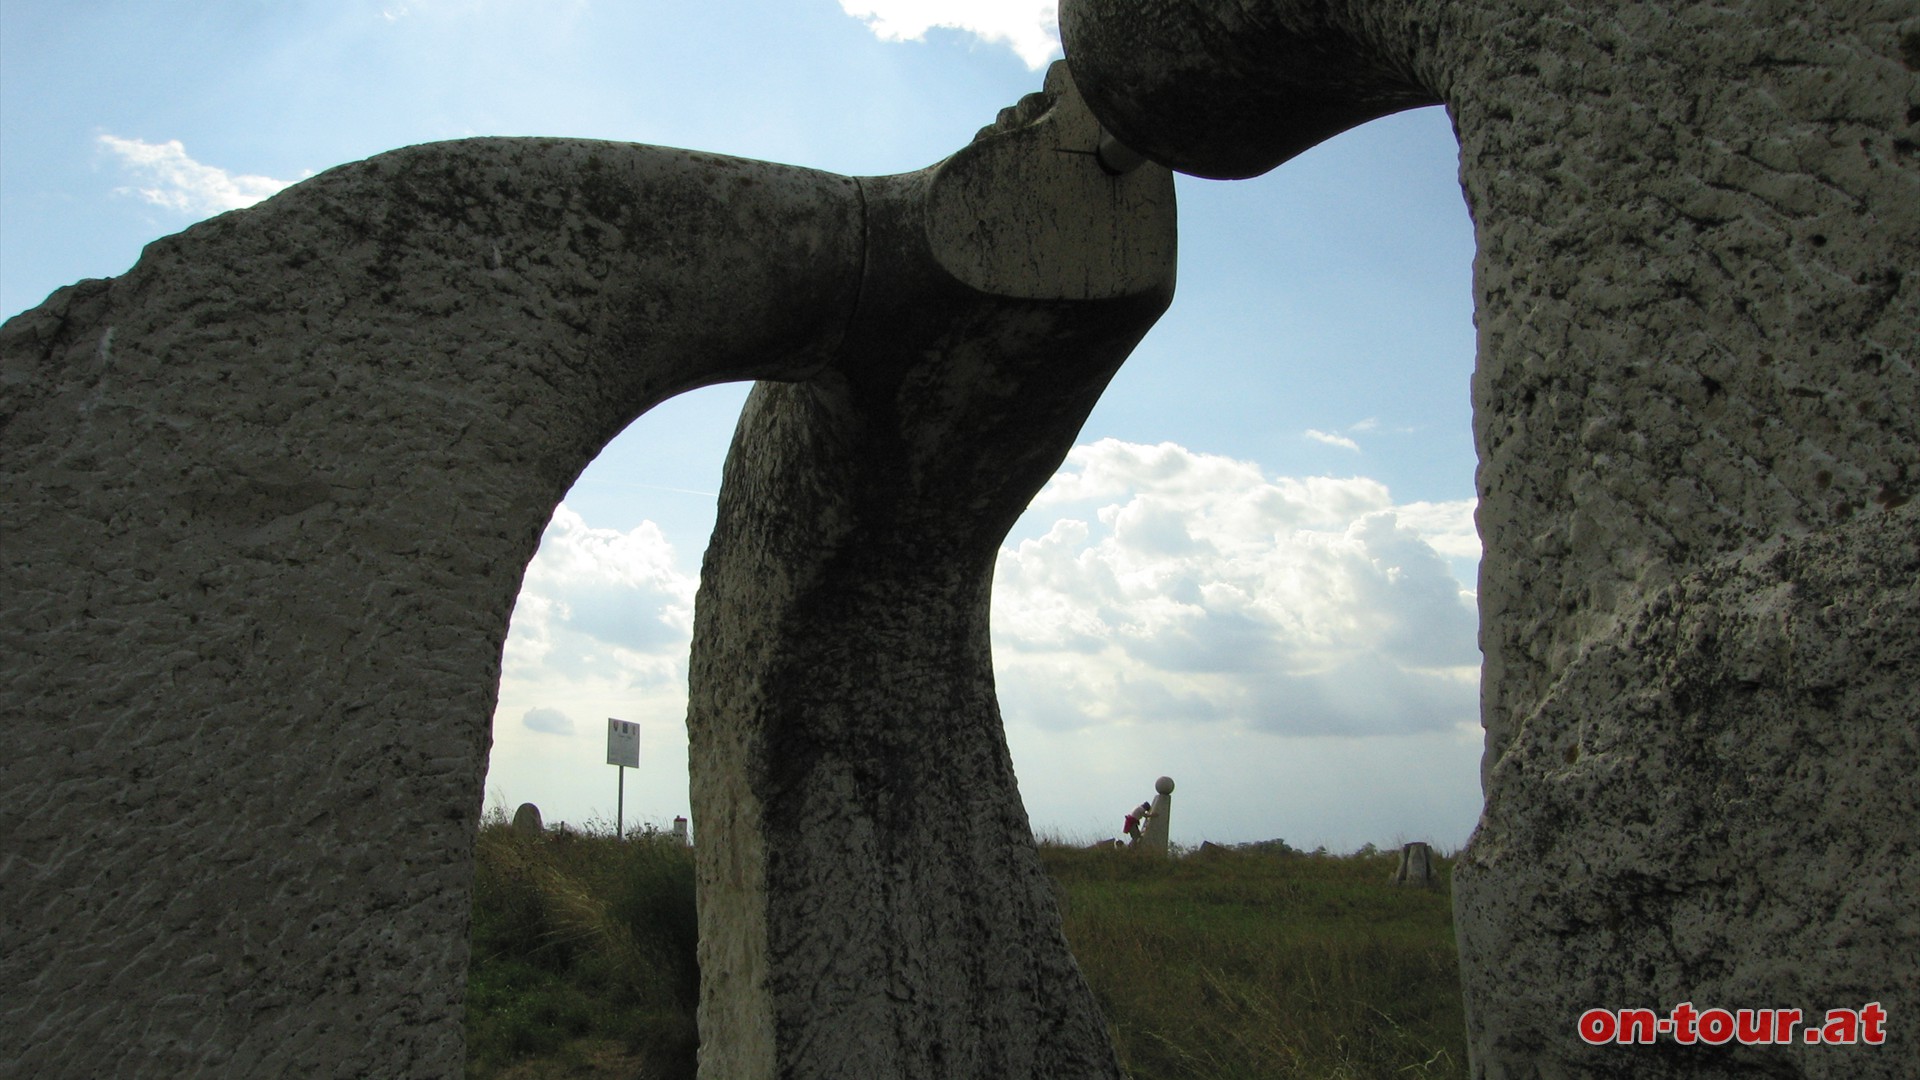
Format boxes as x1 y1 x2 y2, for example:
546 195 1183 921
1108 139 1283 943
1389 842 1435 888
1061 0 1919 1074
672 816 691 846
1138 776 1175 855
511 803 545 837
688 62 1175 1080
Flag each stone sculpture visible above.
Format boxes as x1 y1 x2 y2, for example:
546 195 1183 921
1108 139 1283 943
511 802 544 837
0 63 1170 1076
1061 0 1918 1075
687 62 1172 1079
1389 841 1436 889
1137 775 1174 854
6 0 1913 1073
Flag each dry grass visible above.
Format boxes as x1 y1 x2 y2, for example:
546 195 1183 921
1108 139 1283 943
466 823 1465 1080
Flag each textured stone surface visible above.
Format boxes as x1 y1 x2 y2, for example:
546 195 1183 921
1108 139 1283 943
1 138 868 1077
0 63 1172 1076
512 803 544 836
1063 0 1919 1075
688 62 1173 1079
1138 775 1174 854
1390 842 1436 888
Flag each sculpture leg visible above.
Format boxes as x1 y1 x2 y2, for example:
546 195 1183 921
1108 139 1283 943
688 62 1176 1079
1061 0 1919 1073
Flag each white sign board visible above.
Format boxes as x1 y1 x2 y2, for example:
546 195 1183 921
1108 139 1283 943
606 718 640 768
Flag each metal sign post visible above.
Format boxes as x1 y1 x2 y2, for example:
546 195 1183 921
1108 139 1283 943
606 718 640 838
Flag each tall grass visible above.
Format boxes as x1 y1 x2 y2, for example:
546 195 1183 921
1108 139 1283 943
466 810 699 1080
466 823 1465 1079
1039 841 1464 1079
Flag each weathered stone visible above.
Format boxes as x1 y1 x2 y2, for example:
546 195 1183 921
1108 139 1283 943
1138 775 1174 854
511 803 544 836
0 63 1170 1076
1390 841 1436 888
1061 0 1919 1074
688 62 1172 1080
0 137 867 1078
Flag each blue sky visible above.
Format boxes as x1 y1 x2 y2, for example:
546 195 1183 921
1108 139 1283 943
2 0 1484 850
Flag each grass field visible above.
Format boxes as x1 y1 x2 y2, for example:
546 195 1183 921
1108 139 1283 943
465 815 1465 1079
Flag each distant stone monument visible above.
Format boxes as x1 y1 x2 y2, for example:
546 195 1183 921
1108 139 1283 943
1137 776 1175 855
671 815 690 846
511 802 544 837
1389 842 1436 888
1063 0 1919 1073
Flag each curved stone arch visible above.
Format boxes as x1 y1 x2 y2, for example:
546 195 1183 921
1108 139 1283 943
0 137 864 1077
2 62 1175 1077
1062 0 1919 1074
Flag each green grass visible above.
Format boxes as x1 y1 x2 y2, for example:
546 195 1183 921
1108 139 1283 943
1040 840 1464 1079
465 811 699 1080
465 821 1465 1080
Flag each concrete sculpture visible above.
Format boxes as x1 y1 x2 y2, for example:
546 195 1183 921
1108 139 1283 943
1137 775 1174 854
6 0 1912 1073
1062 0 1918 1075
0 63 1169 1076
687 63 1171 1079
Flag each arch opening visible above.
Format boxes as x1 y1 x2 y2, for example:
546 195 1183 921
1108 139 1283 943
992 104 1483 855
482 381 751 836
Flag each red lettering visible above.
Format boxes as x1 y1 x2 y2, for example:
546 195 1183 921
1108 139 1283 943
1578 1009 1615 1045
1734 1008 1769 1045
1618 1008 1658 1044
1820 1008 1858 1044
1773 1008 1802 1044
1670 1001 1699 1044
1697 1008 1734 1045
1861 1002 1886 1045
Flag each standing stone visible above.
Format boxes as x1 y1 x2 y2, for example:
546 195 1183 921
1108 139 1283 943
511 803 544 837
688 62 1173 1080
1060 0 1919 1074
1390 842 1436 888
1138 776 1175 855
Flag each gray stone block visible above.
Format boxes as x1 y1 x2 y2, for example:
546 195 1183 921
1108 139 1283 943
1061 0 1919 1074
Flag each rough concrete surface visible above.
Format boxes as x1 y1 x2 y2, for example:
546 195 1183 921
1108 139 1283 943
1 138 868 1077
1063 0 1918 1076
687 62 1172 1080
0 63 1171 1077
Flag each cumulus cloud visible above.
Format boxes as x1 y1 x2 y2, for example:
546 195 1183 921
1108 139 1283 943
501 505 699 689
522 707 574 735
839 0 1060 70
993 439 1479 739
97 135 301 216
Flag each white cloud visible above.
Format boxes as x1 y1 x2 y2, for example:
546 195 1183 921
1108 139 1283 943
97 135 300 216
839 0 1061 70
522 707 574 735
993 439 1480 739
502 504 698 687
483 452 1483 845
1305 428 1362 452
489 505 703 828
